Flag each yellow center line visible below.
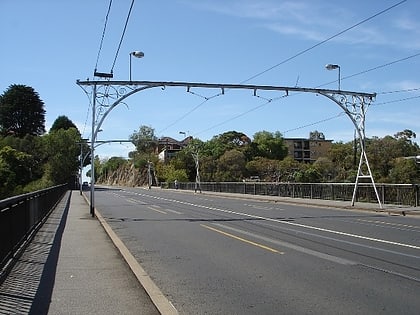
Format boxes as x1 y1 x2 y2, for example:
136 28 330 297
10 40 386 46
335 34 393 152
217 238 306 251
201 224 283 254
147 206 167 214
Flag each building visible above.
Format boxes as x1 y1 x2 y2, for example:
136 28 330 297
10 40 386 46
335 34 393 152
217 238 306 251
157 136 192 162
284 131 332 163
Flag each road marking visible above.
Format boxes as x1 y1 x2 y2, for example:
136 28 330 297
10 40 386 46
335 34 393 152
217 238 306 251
200 224 283 254
357 219 420 230
147 206 167 214
165 209 183 215
125 190 420 251
212 223 356 265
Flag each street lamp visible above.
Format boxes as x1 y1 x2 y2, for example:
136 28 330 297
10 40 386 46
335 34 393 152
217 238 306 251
129 51 144 81
325 64 341 90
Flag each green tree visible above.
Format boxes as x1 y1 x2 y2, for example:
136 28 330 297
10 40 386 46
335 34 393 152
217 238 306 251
50 115 77 132
0 146 34 197
251 130 288 160
245 157 280 181
388 158 419 184
158 163 188 183
205 131 251 159
327 141 355 181
313 157 336 182
215 149 246 181
0 84 46 137
295 167 322 183
278 156 302 182
43 128 82 184
130 125 158 154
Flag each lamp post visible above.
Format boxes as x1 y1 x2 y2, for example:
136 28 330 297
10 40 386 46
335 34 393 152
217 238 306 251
129 51 144 81
325 64 341 90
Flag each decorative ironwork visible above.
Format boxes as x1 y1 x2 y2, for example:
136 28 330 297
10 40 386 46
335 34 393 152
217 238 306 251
77 80 381 210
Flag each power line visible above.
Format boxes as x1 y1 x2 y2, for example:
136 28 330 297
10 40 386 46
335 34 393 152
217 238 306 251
110 0 135 73
378 87 420 95
282 112 345 135
159 0 408 135
373 94 420 106
239 0 408 84
193 51 420 137
341 51 420 84
94 0 113 72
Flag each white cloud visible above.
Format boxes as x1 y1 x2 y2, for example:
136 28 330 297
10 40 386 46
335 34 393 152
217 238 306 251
183 0 420 50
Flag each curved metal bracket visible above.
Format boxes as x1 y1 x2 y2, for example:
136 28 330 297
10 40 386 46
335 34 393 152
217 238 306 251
319 92 382 208
77 80 381 209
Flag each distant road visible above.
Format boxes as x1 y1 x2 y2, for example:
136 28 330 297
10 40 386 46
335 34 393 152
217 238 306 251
93 186 420 315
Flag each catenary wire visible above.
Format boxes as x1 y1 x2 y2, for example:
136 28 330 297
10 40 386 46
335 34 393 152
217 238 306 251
110 0 135 74
159 0 408 136
94 0 113 72
238 0 408 84
193 51 420 137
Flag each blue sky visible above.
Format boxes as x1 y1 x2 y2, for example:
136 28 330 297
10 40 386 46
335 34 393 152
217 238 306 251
1 0 419 160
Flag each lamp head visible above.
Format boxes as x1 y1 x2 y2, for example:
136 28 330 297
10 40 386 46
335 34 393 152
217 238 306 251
325 64 339 70
131 51 144 58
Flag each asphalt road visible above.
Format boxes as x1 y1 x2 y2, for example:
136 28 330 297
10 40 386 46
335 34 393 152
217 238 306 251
93 186 420 315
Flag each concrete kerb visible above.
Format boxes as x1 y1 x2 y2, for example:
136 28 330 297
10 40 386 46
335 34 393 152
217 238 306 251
81 193 179 315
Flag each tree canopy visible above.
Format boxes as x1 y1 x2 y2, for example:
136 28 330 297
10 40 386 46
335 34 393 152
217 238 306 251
95 124 420 186
50 115 77 132
0 84 88 199
0 84 46 137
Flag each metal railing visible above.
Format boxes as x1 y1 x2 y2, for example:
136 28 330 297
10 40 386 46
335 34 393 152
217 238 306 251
164 182 419 207
0 184 68 271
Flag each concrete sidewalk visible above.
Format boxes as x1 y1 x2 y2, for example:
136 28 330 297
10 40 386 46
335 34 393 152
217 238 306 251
0 191 161 315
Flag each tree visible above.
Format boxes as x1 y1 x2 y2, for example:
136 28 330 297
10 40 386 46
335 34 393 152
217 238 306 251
0 146 34 198
327 141 355 181
389 158 419 184
50 115 77 132
158 163 188 184
251 130 288 160
43 128 82 184
130 125 158 154
206 131 251 159
0 84 46 137
216 149 246 181
246 157 280 181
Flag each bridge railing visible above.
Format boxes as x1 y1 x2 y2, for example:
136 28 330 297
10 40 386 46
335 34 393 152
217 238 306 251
164 182 419 207
0 184 68 272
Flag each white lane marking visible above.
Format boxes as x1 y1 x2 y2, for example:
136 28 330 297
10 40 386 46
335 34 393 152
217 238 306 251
132 192 420 251
212 223 356 265
147 206 167 214
165 209 183 215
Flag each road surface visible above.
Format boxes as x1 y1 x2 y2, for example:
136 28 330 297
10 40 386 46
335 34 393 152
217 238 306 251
92 186 420 314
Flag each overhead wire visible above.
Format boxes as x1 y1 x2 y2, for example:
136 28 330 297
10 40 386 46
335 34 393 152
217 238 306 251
194 50 420 137
110 0 135 74
94 0 113 73
238 0 408 85
160 0 408 136
82 0 113 140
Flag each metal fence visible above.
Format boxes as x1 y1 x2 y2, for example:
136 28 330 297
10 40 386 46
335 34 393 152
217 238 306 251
164 182 419 207
0 184 68 272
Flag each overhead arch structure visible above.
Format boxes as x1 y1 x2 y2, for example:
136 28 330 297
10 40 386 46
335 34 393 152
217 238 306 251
77 79 382 216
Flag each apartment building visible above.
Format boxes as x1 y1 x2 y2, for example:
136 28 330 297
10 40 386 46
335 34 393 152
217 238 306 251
283 131 332 163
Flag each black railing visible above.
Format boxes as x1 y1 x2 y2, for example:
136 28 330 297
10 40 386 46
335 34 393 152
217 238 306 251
164 182 420 207
0 184 68 271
